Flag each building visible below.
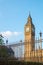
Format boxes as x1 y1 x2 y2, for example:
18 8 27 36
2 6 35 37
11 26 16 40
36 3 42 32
24 13 43 62
7 13 43 62
24 13 35 61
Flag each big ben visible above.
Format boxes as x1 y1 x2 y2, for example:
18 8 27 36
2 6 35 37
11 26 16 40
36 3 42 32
24 13 35 61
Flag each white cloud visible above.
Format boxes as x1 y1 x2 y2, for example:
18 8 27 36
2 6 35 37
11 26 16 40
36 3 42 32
14 32 22 36
0 31 22 38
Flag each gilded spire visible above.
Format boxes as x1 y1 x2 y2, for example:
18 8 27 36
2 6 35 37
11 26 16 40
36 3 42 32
27 12 32 23
29 11 31 18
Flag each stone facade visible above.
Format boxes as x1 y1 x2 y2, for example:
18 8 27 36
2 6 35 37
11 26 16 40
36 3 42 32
24 14 43 62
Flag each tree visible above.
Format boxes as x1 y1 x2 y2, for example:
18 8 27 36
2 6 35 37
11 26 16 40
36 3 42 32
0 34 4 45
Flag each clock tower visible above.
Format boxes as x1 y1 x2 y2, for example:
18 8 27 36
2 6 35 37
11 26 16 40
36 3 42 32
24 13 35 61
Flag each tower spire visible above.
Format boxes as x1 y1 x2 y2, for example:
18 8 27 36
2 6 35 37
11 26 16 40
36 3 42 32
27 12 32 23
29 11 31 18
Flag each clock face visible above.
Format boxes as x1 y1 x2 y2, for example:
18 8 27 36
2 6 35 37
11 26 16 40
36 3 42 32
26 28 29 32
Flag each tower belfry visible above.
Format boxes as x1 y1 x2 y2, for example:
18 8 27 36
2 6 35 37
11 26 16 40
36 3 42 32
24 13 35 61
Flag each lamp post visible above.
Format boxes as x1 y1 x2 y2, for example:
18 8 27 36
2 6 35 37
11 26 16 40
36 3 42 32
6 39 8 45
39 32 42 62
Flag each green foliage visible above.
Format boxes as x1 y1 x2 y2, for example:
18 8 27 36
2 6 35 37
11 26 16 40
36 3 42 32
0 38 4 45
0 46 10 58
0 34 4 45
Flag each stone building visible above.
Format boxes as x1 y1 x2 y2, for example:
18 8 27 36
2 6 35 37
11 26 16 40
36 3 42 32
7 13 43 62
24 13 43 62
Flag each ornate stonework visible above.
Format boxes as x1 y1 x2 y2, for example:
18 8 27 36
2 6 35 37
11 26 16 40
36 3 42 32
24 13 35 61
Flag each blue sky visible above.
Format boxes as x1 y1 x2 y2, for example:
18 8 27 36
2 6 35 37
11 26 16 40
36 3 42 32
0 0 43 44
